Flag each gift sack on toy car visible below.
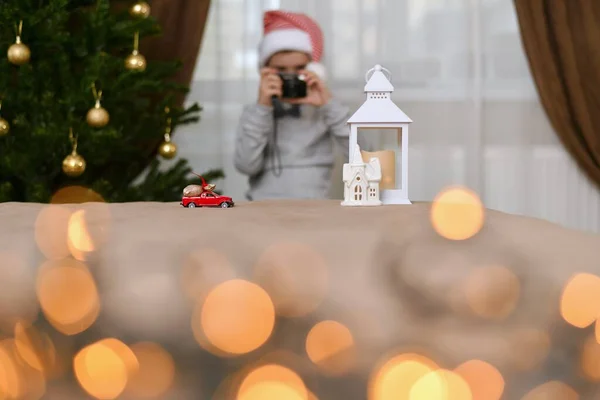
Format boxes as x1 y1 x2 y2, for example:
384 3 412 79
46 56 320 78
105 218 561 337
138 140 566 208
183 185 203 197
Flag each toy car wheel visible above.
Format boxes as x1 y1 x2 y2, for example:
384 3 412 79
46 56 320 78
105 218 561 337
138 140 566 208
187 203 196 208
220 202 230 208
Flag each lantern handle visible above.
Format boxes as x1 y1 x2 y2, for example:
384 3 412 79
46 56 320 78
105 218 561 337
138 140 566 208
365 64 392 83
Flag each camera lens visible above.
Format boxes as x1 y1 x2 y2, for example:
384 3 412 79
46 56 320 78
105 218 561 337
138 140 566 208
279 73 307 99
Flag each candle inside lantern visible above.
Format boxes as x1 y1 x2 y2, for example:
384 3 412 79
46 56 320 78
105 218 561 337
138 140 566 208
361 150 396 189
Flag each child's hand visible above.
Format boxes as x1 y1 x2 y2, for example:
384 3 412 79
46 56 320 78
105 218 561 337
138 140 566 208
288 70 332 107
258 68 282 107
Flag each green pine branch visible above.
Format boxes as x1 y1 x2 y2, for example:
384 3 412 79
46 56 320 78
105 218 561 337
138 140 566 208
0 0 222 203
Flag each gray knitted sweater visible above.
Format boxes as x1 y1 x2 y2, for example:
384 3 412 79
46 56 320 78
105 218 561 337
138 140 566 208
234 99 350 200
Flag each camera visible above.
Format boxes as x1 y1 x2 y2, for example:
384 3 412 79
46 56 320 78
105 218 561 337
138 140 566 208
278 72 307 99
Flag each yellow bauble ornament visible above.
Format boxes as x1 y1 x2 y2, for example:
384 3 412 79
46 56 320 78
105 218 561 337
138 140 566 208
125 51 147 71
8 21 30 65
125 32 146 71
129 1 151 18
158 141 177 159
63 127 86 177
86 102 110 128
0 117 9 137
62 153 86 177
87 83 109 127
159 108 177 159
8 42 30 65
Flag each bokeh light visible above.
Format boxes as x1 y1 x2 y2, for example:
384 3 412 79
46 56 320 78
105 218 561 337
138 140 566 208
238 381 306 400
408 369 450 399
454 359 504 400
560 273 600 328
68 209 95 260
254 241 328 318
68 204 111 261
74 339 136 400
413 369 472 400
520 381 578 400
580 334 600 381
14 320 56 373
34 205 72 260
238 364 308 400
18 362 46 400
0 251 39 331
464 265 520 320
0 337 47 399
125 342 176 398
181 248 236 302
98 338 139 376
51 185 105 204
430 186 484 241
36 258 100 335
368 353 440 400
192 279 275 355
305 320 356 376
0 339 26 398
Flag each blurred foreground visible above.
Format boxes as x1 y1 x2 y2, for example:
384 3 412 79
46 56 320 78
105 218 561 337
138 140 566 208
0 185 600 399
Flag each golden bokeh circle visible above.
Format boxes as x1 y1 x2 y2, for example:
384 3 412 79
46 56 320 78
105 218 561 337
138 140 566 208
192 279 275 355
430 186 484 241
560 273 600 328
36 259 100 335
238 364 307 400
454 359 504 400
125 342 176 398
368 353 440 400
305 320 355 376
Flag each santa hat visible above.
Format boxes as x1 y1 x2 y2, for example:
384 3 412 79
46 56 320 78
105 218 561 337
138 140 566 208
258 10 327 80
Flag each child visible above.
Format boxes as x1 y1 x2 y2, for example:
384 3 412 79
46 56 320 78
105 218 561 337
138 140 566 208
234 10 350 201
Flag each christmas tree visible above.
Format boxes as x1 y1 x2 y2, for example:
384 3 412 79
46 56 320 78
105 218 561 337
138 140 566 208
0 0 222 203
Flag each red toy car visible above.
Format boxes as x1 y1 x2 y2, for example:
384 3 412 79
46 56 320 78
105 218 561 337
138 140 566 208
180 173 234 208
181 192 234 208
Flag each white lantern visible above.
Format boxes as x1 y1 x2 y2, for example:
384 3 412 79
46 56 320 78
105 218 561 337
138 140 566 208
341 65 413 206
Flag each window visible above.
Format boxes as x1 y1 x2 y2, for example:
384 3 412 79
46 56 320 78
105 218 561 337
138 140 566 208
370 188 376 197
354 185 363 201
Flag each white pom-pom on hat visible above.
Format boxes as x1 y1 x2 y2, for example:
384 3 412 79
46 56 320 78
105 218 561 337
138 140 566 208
306 61 327 81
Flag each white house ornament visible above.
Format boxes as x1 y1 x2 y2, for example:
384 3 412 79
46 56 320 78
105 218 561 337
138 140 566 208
341 143 382 206
342 64 413 206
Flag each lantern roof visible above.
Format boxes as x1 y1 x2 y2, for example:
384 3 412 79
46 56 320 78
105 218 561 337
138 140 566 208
364 64 394 92
348 65 413 124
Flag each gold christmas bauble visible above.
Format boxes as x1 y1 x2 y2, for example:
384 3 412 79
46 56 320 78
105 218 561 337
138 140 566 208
158 141 177 159
0 117 9 136
129 1 151 18
86 106 110 128
7 42 31 65
62 153 86 177
125 52 147 71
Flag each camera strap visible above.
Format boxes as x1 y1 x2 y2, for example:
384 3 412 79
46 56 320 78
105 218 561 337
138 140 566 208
269 97 284 177
268 97 301 177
